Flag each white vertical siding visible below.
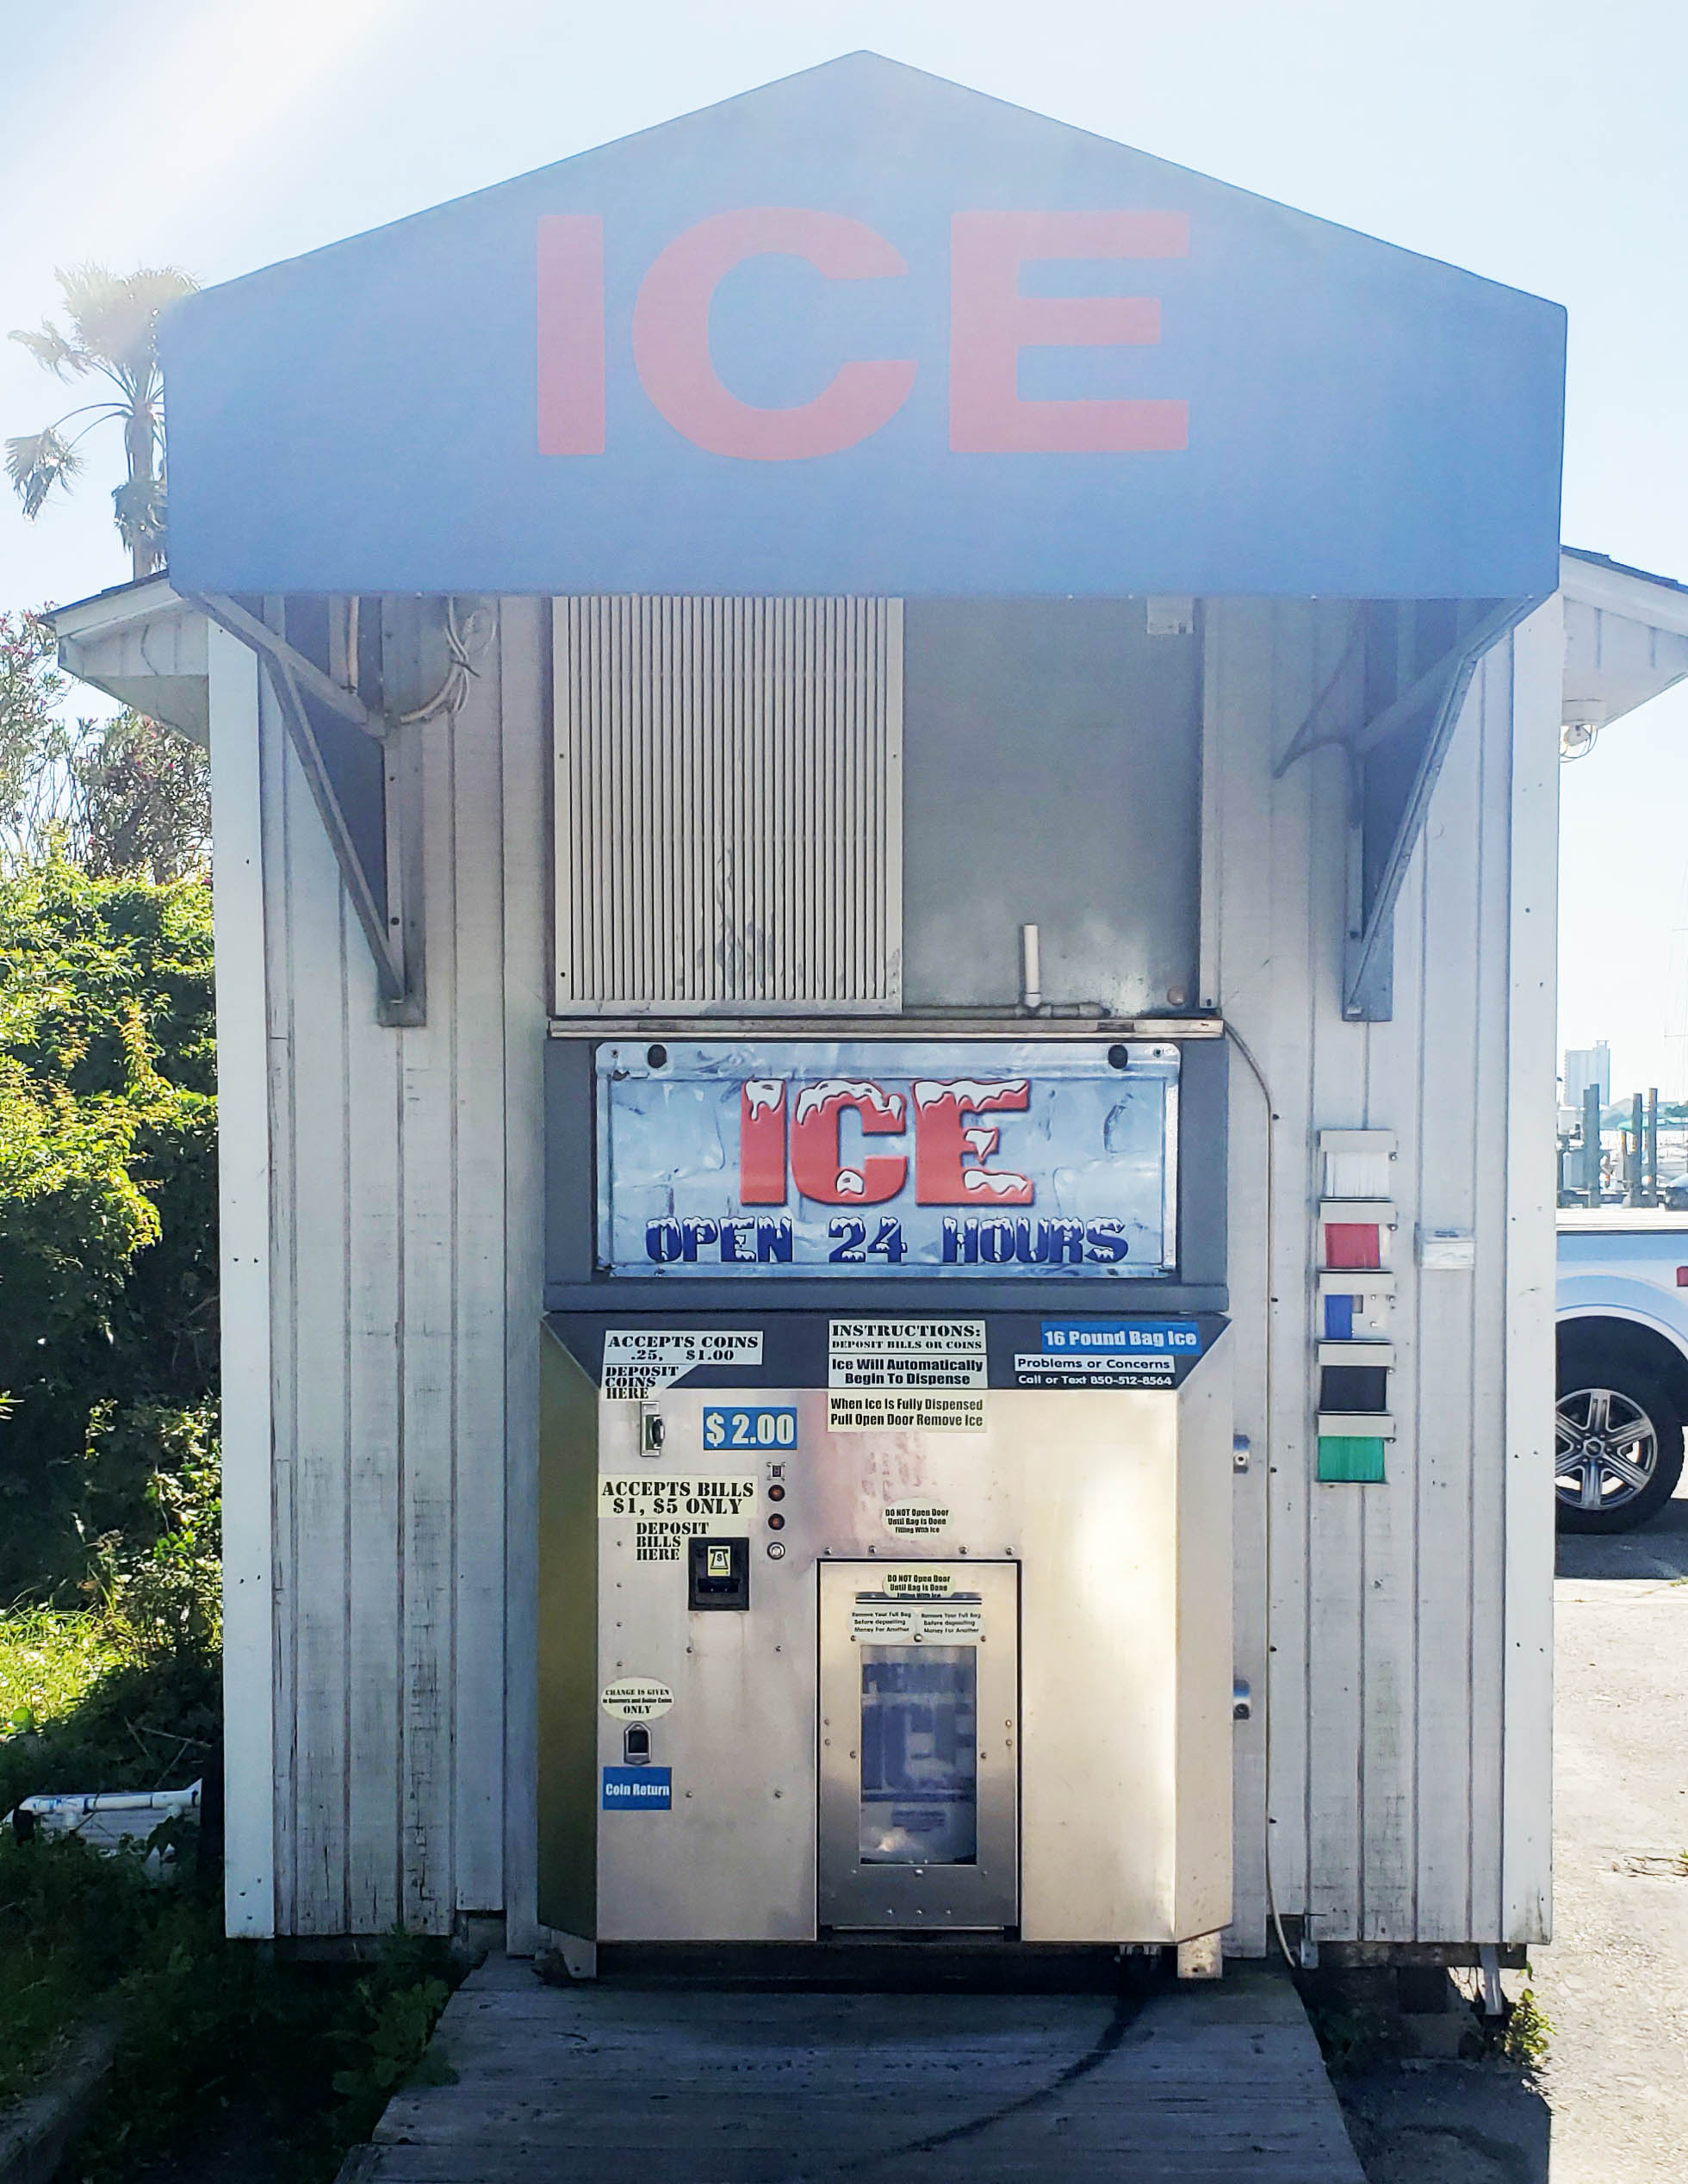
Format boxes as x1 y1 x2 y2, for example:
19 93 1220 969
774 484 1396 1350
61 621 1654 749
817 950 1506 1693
257 605 545 1936
237 587 1552 1946
1501 601 1561 1945
209 626 276 1939
1208 599 1555 1947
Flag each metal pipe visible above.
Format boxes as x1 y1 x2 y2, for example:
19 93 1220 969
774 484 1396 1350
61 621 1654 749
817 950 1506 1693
1629 1095 1644 1206
1648 1087 1660 1205
1019 922 1041 1013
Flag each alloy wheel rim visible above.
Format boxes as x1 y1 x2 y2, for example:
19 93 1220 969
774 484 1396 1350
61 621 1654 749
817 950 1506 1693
1555 1386 1659 1512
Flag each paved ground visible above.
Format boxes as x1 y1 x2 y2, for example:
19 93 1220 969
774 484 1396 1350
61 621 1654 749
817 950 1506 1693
339 1953 1365 2182
1536 1486 1688 2180
1337 1482 1688 2182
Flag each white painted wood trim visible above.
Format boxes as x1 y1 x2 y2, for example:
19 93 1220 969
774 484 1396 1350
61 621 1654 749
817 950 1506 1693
208 624 276 1939
500 600 549 1953
1559 551 1688 638
1501 600 1561 1945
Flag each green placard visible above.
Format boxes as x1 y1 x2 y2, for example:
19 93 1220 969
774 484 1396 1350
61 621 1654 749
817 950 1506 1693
1318 1435 1387 1484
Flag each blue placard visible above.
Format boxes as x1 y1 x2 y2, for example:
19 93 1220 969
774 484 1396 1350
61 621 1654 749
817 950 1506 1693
702 1405 798 1451
162 53 1562 600
1041 1318 1202 1355
602 1766 672 1811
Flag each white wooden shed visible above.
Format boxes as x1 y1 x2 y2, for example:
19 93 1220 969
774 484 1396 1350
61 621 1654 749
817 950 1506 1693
50 57 1688 1962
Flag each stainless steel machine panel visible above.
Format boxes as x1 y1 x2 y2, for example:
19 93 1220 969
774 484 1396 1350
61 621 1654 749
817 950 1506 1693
818 1561 1018 1931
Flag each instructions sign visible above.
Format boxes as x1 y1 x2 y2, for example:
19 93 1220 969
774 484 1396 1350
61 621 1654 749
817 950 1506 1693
601 1329 762 1398
602 1766 671 1811
829 1321 986 1388
600 1679 673 1721
849 1598 983 1642
598 1474 757 1561
828 1393 985 1432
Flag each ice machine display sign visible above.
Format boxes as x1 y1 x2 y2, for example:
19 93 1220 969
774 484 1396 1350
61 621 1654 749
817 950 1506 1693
596 1040 1177 1277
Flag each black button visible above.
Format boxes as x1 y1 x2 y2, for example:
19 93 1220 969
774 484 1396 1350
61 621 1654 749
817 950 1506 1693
767 1512 785 1531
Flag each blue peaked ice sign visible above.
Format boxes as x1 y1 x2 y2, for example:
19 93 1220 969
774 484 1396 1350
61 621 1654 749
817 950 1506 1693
162 53 1564 599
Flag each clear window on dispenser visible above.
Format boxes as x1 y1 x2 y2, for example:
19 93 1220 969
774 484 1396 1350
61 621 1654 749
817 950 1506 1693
858 1646 978 1865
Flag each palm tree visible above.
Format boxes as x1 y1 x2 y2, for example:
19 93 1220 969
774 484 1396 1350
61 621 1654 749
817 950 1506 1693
6 264 197 582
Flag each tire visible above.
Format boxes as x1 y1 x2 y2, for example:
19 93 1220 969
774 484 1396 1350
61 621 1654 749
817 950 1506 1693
1555 1340 1685 1533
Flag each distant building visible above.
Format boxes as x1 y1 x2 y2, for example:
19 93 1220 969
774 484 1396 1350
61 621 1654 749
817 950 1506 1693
1565 1041 1611 1108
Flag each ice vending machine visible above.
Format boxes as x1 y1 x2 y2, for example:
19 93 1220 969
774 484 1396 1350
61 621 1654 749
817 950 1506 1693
538 1038 1234 1950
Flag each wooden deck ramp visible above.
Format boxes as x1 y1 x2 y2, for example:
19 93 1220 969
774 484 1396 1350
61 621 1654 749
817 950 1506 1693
339 1954 1366 2183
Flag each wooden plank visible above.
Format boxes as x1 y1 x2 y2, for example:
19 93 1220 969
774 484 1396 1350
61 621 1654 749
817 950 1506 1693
1500 601 1561 1945
1409 676 1486 1940
1293 602 1371 1948
208 625 276 1941
499 600 550 1955
1355 828 1423 1941
1210 600 1318 1942
399 691 461 1935
344 884 405 1933
450 635 509 1915
339 1968 1365 2183
281 745 354 1932
1465 642 1513 1945
264 696 300 1934
1203 601 1268 1955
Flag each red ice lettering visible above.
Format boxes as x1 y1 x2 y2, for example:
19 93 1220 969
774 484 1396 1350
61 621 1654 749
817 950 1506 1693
630 208 916 460
740 1080 787 1204
912 1080 1033 1206
537 206 1190 462
948 210 1189 454
788 1080 907 1206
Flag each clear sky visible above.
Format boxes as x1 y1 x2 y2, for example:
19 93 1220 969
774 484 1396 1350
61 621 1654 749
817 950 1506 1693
3 0 1685 1095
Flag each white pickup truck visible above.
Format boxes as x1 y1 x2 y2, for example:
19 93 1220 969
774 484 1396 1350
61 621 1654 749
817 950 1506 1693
1557 1210 1688 1530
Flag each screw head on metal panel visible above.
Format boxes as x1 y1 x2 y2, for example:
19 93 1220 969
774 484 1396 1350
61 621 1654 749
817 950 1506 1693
1232 1433 1251 1472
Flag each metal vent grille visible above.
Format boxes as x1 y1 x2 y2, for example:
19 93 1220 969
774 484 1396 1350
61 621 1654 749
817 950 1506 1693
554 598 903 1014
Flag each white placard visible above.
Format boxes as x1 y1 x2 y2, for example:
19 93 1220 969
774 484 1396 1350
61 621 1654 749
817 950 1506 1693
598 1474 756 1560
601 1329 762 1399
849 1598 983 1642
914 1603 984 1641
600 1678 674 1721
828 1393 987 1432
850 1602 917 1641
883 1503 952 1537
828 1319 987 1389
881 1566 956 1596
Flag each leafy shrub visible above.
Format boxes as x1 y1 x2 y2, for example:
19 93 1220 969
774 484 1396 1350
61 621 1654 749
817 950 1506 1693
0 859 215 1593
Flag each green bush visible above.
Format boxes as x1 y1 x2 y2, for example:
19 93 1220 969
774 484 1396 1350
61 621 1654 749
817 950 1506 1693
0 859 216 1594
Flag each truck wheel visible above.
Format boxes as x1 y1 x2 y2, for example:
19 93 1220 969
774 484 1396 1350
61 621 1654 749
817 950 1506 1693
1555 1346 1685 1532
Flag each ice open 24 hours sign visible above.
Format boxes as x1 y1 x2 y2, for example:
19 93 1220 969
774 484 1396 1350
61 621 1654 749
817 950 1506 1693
595 1041 1178 1278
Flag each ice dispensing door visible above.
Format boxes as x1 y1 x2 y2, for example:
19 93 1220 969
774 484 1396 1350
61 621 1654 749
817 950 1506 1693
818 1561 1018 1930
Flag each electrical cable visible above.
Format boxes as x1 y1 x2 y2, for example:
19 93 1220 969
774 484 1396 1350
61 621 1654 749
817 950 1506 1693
1224 1021 1298 1973
391 597 498 728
